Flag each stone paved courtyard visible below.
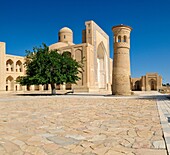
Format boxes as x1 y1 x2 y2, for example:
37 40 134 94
0 94 168 155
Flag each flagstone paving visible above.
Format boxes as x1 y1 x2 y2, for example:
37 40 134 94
0 94 168 155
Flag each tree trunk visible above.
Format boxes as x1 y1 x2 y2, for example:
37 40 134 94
51 83 56 95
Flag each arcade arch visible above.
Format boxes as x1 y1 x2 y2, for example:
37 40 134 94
6 59 14 72
15 77 22 91
16 60 23 72
6 76 14 91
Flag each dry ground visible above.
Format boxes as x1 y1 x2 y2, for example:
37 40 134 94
0 94 167 155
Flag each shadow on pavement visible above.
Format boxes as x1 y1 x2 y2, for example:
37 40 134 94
14 92 170 100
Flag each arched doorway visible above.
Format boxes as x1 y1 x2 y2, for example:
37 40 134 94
6 76 14 91
97 42 106 89
135 81 141 91
15 77 22 91
149 79 157 90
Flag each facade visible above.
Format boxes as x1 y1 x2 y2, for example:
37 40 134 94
0 20 162 93
0 21 112 92
0 42 45 92
131 73 162 91
0 42 26 91
49 21 112 92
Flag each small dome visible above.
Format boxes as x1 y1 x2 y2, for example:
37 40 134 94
59 27 72 33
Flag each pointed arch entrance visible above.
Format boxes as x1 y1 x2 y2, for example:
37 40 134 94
97 42 107 89
134 81 141 91
149 79 157 90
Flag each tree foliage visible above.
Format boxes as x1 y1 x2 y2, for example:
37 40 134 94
18 44 83 94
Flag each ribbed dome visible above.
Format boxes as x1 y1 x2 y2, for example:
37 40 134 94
59 27 72 33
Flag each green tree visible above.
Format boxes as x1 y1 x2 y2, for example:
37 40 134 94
18 44 83 94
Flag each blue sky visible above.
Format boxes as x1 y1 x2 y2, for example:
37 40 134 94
1 0 170 83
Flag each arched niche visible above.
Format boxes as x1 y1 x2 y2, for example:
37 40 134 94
97 42 107 89
123 35 127 42
62 51 71 57
6 59 14 72
75 49 83 86
15 77 22 91
75 49 83 62
118 35 121 42
6 76 14 91
16 60 23 72
149 79 157 90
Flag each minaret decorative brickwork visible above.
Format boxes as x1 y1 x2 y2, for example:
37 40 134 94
112 25 132 95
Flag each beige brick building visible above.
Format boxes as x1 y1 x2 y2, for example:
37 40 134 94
0 42 26 91
49 21 113 92
0 21 112 92
0 20 162 93
131 73 162 91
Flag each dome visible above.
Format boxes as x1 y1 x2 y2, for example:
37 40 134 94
58 27 73 43
59 27 73 33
